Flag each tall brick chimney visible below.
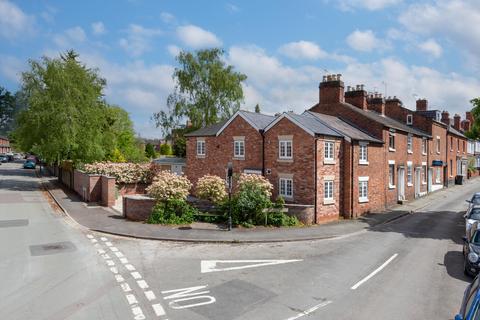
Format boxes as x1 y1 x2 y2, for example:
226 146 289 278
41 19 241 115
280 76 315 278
441 111 450 126
386 96 402 109
367 93 385 115
319 74 344 105
462 120 472 132
345 84 367 110
454 114 461 130
416 99 428 111
467 111 474 123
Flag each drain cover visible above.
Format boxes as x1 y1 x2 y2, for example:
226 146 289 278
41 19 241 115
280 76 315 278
0 219 29 228
29 241 76 256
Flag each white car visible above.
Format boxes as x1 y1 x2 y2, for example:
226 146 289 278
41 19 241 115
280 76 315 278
467 193 480 211
466 205 480 235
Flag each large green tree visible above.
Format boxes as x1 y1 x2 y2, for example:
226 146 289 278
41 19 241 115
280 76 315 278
15 50 117 164
467 98 480 139
153 48 247 138
0 87 17 136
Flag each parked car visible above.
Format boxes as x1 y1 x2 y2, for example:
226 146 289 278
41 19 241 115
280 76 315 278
455 275 480 319
465 206 480 235
0 155 7 163
23 160 36 169
463 223 480 276
467 193 480 210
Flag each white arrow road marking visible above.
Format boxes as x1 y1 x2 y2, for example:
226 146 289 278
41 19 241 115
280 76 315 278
201 259 302 273
351 253 398 290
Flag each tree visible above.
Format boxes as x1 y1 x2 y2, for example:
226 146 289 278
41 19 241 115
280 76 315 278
159 143 172 155
145 143 156 158
255 104 260 113
15 50 138 165
468 98 480 139
153 48 247 137
0 87 17 136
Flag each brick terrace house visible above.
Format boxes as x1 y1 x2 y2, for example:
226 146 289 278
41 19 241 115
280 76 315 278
0 136 10 154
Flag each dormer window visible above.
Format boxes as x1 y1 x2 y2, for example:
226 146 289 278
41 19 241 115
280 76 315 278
406 114 413 125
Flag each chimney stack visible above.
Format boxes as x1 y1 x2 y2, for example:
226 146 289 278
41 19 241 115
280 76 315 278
344 84 367 110
462 119 472 132
454 114 461 130
466 111 474 123
319 74 344 105
367 93 385 115
441 111 450 126
416 99 428 112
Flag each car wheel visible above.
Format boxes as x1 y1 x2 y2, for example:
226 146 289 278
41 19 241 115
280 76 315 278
464 259 472 277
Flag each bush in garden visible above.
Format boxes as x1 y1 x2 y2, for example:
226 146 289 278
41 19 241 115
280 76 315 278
196 175 227 204
83 162 161 184
159 143 173 155
237 173 273 197
147 199 197 225
146 170 192 202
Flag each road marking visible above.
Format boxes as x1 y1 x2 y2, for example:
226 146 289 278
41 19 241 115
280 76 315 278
110 267 119 274
105 242 113 247
131 271 142 279
86 234 94 239
152 303 166 316
97 249 105 254
115 252 124 258
106 260 115 266
351 253 398 290
126 294 138 305
125 264 136 271
144 290 156 301
100 237 108 241
201 259 303 273
110 246 119 252
137 280 149 289
131 306 146 320
102 254 111 259
121 283 132 292
90 239 98 243
284 300 332 320
120 257 129 264
162 285 216 309
115 275 125 282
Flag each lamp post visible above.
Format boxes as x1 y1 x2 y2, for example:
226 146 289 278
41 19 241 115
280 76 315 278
227 162 233 231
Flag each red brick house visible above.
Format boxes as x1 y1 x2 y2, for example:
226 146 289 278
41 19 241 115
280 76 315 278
0 136 10 154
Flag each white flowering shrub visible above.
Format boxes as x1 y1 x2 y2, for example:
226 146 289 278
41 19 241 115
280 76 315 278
237 173 273 197
83 162 161 184
196 175 227 204
146 171 192 202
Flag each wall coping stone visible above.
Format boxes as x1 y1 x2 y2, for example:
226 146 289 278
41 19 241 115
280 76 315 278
124 195 154 200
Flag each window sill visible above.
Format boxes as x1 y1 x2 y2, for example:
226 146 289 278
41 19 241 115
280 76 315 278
196 155 206 159
280 195 293 201
422 152 427 156
389 185 396 189
407 183 413 187
436 152 441 155
233 156 245 161
422 182 427 185
277 158 293 163
359 161 369 165
323 199 335 205
389 148 396 152
323 159 336 165
359 198 369 203
407 150 413 154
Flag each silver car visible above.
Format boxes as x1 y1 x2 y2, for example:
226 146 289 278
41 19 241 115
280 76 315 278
466 205 480 236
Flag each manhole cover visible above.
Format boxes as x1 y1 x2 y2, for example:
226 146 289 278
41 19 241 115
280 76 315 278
29 241 76 256
0 219 29 228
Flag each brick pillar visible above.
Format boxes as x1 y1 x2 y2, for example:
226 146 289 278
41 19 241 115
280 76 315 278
101 175 116 207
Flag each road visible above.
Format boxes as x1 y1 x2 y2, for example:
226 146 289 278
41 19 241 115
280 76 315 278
0 161 476 320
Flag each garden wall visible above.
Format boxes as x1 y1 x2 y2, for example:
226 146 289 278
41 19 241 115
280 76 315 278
71 169 115 206
123 195 155 221
118 183 148 196
284 204 315 225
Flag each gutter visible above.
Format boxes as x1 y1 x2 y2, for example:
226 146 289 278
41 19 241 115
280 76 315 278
260 129 265 175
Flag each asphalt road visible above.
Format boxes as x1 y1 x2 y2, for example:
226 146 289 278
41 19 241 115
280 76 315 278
0 161 477 319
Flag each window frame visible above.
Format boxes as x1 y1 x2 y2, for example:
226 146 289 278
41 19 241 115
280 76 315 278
407 162 413 186
324 141 335 162
436 136 441 154
279 140 293 160
435 167 441 184
406 114 413 125
422 138 427 155
407 134 413 153
359 177 369 203
359 142 368 164
324 180 334 203
279 178 293 198
422 164 427 184
233 139 245 158
389 163 395 188
389 130 396 151
196 140 206 156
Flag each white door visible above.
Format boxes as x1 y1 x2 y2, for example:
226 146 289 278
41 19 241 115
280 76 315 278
428 168 433 193
398 168 405 201
415 169 421 198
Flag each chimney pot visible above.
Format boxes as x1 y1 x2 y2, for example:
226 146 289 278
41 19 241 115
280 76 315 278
337 74 341 80
323 75 327 82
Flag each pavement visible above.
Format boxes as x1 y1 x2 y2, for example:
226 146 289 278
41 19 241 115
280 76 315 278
40 172 478 243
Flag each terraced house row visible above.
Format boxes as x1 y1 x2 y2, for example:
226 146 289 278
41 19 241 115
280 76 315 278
185 75 480 224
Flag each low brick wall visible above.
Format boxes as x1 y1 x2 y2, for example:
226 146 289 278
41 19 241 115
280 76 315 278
123 195 155 221
73 170 102 202
118 183 148 196
285 204 315 225
101 175 116 207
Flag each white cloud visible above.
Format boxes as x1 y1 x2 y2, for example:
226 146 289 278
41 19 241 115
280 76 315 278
399 0 480 69
0 54 24 83
346 29 387 52
91 22 106 35
119 24 162 56
335 0 402 11
160 12 175 24
418 39 442 58
0 0 34 39
167 44 181 57
279 41 327 60
176 25 222 49
53 26 87 48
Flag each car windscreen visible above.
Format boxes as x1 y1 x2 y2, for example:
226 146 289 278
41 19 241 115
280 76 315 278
470 209 480 220
472 232 480 245
474 196 480 205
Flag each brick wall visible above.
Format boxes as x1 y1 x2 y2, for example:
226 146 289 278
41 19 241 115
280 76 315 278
101 175 116 207
123 195 155 221
185 116 263 189
118 183 147 196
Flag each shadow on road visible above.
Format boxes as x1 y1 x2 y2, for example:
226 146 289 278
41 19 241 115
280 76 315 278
443 251 471 283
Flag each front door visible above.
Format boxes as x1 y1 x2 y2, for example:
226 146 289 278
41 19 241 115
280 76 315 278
415 168 421 198
428 168 433 193
398 168 405 201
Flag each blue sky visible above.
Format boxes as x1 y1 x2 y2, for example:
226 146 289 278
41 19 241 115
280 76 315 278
1 0 479 138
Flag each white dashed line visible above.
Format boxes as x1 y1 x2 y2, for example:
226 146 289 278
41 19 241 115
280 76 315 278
284 300 332 320
110 247 119 252
102 254 111 259
86 234 94 239
351 253 398 290
120 257 129 264
131 272 142 280
131 306 146 320
106 260 115 267
126 294 138 305
97 249 105 254
90 239 98 243
115 252 124 258
125 264 136 271
121 283 132 292
115 274 125 282
144 291 156 301
137 280 149 289
100 237 108 241
152 303 166 316
110 267 119 274
105 242 113 247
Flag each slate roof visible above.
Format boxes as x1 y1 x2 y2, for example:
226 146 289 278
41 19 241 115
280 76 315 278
239 110 276 130
448 125 466 138
303 111 383 143
311 102 431 138
184 120 228 137
285 112 342 137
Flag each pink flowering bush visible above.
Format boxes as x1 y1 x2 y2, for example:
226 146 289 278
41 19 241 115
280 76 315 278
146 170 192 202
196 175 227 204
83 162 161 184
237 173 273 197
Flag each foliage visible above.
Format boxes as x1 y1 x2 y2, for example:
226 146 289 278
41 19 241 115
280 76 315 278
153 48 247 137
146 170 192 202
0 87 17 136
255 103 260 113
83 161 160 184
468 98 480 139
145 143 156 158
196 175 227 204
159 143 173 155
109 148 126 163
468 157 477 174
147 199 196 225
237 173 273 197
172 134 186 157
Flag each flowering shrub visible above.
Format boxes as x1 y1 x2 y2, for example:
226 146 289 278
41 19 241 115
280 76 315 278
237 174 273 197
146 170 192 202
196 175 227 204
83 162 161 184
